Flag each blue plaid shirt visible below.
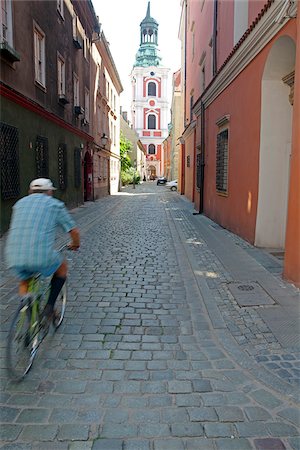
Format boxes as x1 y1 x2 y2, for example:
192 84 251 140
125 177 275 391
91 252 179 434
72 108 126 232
5 194 75 270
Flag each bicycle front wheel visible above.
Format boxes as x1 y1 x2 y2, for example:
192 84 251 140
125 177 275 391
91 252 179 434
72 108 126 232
53 282 67 330
6 299 37 381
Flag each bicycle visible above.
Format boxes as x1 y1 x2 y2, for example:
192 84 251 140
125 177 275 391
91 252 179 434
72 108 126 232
6 245 68 382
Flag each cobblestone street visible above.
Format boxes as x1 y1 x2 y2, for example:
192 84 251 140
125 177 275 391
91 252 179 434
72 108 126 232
1 182 299 450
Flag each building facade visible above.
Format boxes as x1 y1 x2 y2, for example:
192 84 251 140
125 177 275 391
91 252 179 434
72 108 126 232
130 1 169 180
0 0 123 234
92 31 123 198
178 0 300 286
120 114 147 182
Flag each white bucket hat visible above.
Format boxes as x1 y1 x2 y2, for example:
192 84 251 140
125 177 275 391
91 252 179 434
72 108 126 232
29 178 57 191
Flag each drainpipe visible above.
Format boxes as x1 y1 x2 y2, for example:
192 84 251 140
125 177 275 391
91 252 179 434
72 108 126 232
199 101 205 213
213 0 218 76
184 0 187 127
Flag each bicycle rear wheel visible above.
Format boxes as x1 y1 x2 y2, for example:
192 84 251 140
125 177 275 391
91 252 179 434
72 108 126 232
6 299 37 381
53 282 67 330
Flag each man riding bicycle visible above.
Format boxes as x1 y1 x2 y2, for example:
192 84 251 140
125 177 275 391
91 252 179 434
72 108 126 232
5 178 80 321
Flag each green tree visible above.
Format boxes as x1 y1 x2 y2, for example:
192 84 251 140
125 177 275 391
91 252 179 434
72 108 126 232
120 133 132 172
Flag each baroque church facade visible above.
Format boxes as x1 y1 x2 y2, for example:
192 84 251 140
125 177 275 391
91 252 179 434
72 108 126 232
131 2 169 180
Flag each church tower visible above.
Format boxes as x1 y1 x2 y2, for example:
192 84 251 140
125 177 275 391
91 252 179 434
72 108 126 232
131 1 170 179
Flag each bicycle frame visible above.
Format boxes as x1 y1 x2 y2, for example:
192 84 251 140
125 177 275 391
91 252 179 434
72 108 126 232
7 245 69 381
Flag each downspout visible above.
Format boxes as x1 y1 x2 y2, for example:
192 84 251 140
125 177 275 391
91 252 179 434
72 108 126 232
213 0 218 76
199 101 205 213
184 0 187 127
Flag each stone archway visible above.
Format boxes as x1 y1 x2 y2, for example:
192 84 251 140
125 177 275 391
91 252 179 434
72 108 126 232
255 36 296 249
148 164 156 180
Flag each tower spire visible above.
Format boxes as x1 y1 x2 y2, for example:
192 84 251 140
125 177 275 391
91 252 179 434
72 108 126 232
146 1 150 18
134 1 161 67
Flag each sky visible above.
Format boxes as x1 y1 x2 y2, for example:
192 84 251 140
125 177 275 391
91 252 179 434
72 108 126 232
93 0 182 121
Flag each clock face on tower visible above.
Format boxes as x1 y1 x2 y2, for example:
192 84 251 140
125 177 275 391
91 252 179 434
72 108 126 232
149 100 155 107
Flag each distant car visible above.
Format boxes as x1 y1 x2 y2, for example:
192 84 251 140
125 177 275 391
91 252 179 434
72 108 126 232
166 180 178 191
157 176 168 185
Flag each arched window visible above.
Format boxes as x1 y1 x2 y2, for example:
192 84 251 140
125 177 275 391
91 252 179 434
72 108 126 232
148 144 155 155
148 82 156 96
148 114 156 129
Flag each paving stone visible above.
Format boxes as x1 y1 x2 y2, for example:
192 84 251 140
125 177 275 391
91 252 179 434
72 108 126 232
277 407 300 426
235 422 269 437
171 423 204 437
244 406 272 421
20 425 58 441
288 437 300 450
215 406 245 421
204 423 234 438
250 389 283 409
0 424 22 441
153 439 185 449
168 380 192 393
187 407 218 422
92 439 123 450
123 440 151 450
0 406 21 422
183 438 215 449
16 408 50 423
140 423 171 438
254 438 287 449
266 422 299 436
69 442 93 450
57 424 90 441
214 438 253 449
101 424 138 439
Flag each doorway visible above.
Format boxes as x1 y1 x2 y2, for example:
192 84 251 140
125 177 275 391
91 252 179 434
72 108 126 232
255 36 295 249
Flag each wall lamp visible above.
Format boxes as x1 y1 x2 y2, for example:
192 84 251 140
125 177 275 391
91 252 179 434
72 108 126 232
101 133 108 148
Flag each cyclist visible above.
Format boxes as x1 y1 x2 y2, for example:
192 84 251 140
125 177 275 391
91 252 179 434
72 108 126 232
5 178 80 321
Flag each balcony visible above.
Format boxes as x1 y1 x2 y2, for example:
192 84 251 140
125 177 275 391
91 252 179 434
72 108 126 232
0 40 20 63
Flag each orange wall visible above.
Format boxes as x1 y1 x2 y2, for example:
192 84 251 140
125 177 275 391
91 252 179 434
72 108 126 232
202 24 296 244
217 0 234 69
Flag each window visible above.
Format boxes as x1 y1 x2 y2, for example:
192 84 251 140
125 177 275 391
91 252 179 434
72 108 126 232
34 25 45 87
58 143 67 190
190 95 194 121
57 0 64 18
201 65 206 92
97 105 101 134
148 82 156 96
57 54 65 95
1 0 13 46
234 0 248 45
84 88 89 123
187 155 191 167
148 144 155 154
72 13 77 38
216 129 229 193
73 72 79 106
148 114 156 130
0 122 20 200
35 135 49 178
113 125 116 146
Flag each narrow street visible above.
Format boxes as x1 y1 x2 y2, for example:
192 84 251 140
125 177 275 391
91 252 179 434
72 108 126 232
1 183 299 450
